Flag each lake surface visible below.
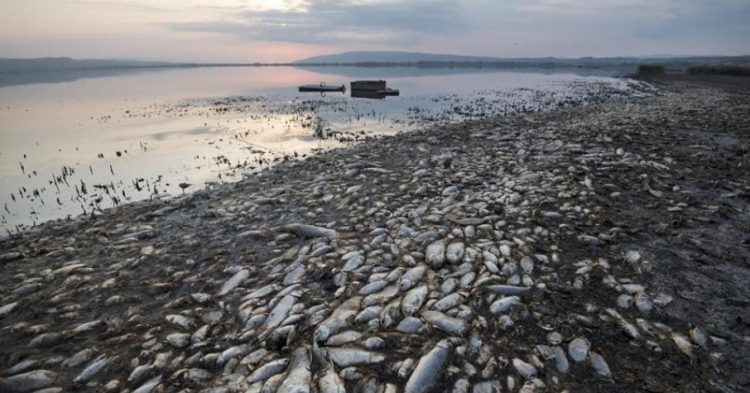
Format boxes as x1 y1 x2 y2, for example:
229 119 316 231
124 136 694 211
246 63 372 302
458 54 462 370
0 66 656 232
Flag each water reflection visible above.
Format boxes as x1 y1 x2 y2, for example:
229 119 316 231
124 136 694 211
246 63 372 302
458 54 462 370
0 66 656 232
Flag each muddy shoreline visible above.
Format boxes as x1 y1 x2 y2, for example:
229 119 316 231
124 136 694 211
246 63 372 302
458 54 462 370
0 76 748 392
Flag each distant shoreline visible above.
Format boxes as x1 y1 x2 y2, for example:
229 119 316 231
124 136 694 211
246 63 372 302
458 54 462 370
3 54 750 75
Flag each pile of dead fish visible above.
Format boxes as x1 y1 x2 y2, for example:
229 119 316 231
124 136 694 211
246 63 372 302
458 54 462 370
0 85 736 393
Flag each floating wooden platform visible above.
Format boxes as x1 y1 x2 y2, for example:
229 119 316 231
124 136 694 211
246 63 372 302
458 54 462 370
298 83 346 93
350 80 399 99
351 80 386 91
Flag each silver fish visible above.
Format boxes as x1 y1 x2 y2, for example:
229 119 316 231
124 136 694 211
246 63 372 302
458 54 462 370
0 370 57 392
217 344 248 365
421 310 468 335
401 285 428 316
132 374 162 393
73 355 109 383
326 347 385 367
433 293 465 311
282 224 338 239
313 344 346 393
218 269 249 296
400 265 427 290
128 364 153 383
489 296 521 314
405 339 459 393
314 297 362 342
248 358 289 383
479 285 529 296
277 346 312 393
264 294 296 330
246 284 276 299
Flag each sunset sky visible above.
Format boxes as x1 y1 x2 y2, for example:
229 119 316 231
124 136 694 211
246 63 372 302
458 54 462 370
1 0 748 62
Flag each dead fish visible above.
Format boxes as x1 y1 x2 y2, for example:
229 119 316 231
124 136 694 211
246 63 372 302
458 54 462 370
433 293 465 311
261 373 285 393
217 344 248 365
248 358 289 383
422 310 468 335
191 325 210 346
73 355 110 383
313 344 346 393
689 327 708 349
0 302 19 317
277 346 311 393
241 349 269 366
405 339 459 393
446 242 465 264
401 285 428 316
314 297 362 342
589 351 612 377
326 331 363 346
165 314 194 329
247 284 276 299
5 359 38 376
489 296 521 314
128 365 153 383
397 317 425 334
342 253 364 272
71 320 102 333
264 294 296 330
281 224 338 239
363 285 399 306
355 305 382 324
672 333 693 357
360 280 388 295
0 369 57 392
634 292 653 313
425 240 446 267
326 347 385 367
605 308 640 339
398 358 416 379
166 333 190 348
512 358 537 379
400 265 427 290
62 349 94 368
452 378 470 393
567 337 590 362
132 374 162 393
479 285 529 296
218 269 249 296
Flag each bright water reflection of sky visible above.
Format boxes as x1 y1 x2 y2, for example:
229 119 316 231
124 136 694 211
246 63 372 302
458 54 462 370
0 0 748 62
0 66 652 230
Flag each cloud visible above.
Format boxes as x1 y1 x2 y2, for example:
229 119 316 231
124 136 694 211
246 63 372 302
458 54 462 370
164 0 466 45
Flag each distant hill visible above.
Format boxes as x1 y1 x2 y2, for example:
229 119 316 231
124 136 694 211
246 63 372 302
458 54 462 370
295 51 505 64
0 57 175 74
295 51 750 67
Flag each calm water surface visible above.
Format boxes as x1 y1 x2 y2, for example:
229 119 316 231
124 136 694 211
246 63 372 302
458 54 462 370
0 66 654 231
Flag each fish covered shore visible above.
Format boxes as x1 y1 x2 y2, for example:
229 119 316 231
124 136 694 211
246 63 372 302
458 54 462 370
1 76 749 392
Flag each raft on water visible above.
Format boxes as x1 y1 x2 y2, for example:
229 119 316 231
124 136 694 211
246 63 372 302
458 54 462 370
298 83 346 93
351 80 400 99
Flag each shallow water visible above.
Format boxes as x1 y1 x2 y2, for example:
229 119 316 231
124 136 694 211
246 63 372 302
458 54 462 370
0 66 655 231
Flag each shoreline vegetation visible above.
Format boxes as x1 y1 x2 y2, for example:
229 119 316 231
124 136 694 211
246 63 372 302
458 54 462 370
0 76 748 392
637 63 750 77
